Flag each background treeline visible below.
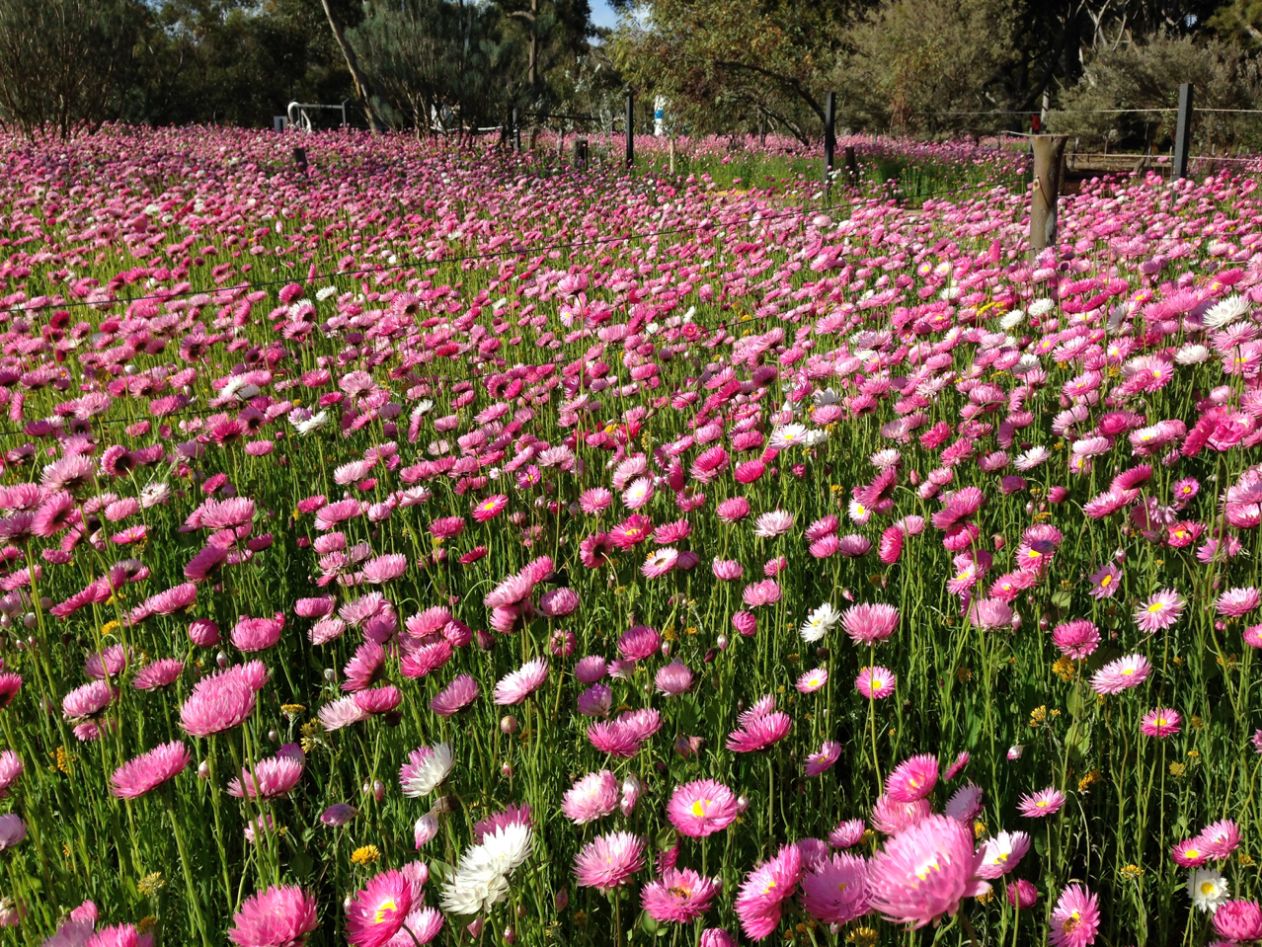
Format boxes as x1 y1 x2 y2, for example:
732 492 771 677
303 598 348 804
2 0 1262 150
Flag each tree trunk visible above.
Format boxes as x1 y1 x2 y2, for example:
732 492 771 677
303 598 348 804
320 0 385 134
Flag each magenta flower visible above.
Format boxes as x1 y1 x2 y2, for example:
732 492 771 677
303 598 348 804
1140 707 1181 738
1051 620 1100 659
228 746 305 799
574 831 644 889
1049 884 1101 947
430 674 479 716
1214 900 1262 941
734 844 802 941
885 754 938 803
804 741 842 777
801 852 869 924
867 814 985 927
976 831 1031 879
1217 586 1260 618
641 868 718 923
493 658 548 705
841 603 899 645
1134 589 1184 633
180 668 261 737
1090 654 1152 695
667 779 740 837
110 741 191 799
346 870 413 947
229 884 318 947
726 710 792 753
1087 562 1121 599
795 667 828 694
561 770 619 825
0 751 21 798
1018 787 1067 818
230 613 285 652
855 666 896 699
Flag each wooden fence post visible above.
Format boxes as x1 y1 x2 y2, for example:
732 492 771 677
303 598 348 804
1030 135 1067 252
625 91 635 169
512 107 522 152
1172 83 1193 180
844 145 858 186
823 91 837 189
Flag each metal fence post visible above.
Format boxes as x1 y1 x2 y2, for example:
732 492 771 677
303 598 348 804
625 91 635 169
1173 83 1193 180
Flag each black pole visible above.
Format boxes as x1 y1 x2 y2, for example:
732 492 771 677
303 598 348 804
824 91 836 188
512 107 521 152
625 91 635 169
1172 83 1193 180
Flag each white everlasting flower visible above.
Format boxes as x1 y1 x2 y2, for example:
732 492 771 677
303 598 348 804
315 286 337 301
622 477 653 510
998 310 1025 331
870 448 901 469
1204 294 1250 330
753 509 794 538
799 603 842 643
769 423 808 449
290 410 328 435
1028 298 1055 317
1188 868 1229 913
1175 343 1211 365
440 822 533 916
399 742 454 798
1013 446 1050 471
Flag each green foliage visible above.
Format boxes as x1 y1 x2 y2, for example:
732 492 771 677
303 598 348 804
610 0 848 142
0 0 150 137
1050 34 1262 151
838 0 1022 134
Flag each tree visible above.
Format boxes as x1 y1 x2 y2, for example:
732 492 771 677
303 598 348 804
0 0 149 137
348 0 513 136
610 0 852 142
1051 33 1262 151
321 0 385 132
838 0 1022 134
494 0 592 119
1210 0 1262 45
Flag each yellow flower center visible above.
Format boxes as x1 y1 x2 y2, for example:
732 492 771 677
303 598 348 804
915 857 940 882
1100 575 1112 586
1201 882 1216 896
690 799 710 818
373 898 397 925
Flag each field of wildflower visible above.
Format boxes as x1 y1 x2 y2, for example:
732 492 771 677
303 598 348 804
0 125 1260 947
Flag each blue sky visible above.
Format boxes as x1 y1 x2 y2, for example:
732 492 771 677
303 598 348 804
591 0 619 28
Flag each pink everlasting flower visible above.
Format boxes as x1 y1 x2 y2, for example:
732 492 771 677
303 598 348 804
574 831 644 889
885 754 938 803
562 770 619 825
1049 884 1101 947
493 658 548 705
110 742 191 799
667 779 740 837
229 884 318 947
641 868 719 923
867 814 985 928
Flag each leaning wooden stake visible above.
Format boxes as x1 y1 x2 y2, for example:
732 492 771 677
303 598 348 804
1030 135 1067 252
